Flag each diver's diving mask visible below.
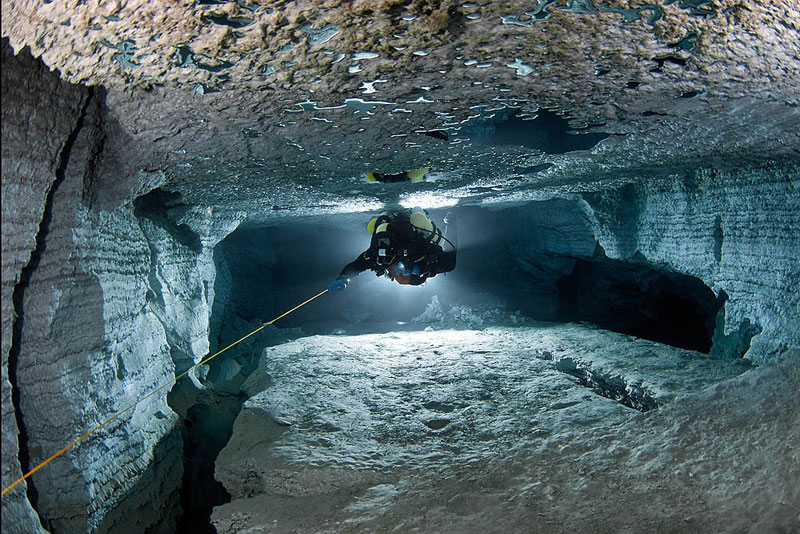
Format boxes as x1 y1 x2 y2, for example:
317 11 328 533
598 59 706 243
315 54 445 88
395 261 420 276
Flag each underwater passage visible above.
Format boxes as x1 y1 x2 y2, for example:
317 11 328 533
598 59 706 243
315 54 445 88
2 1 799 532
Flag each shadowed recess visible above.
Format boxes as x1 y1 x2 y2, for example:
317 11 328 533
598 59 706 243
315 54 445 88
557 257 724 353
458 108 610 154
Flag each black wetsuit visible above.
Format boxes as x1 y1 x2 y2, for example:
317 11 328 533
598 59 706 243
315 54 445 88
338 212 456 285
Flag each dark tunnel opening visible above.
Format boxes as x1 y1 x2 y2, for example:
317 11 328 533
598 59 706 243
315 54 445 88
555 257 724 353
170 388 239 534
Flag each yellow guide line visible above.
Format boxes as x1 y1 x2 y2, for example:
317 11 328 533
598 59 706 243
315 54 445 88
2 288 328 497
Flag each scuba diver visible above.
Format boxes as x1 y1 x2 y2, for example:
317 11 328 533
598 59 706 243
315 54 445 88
329 207 457 290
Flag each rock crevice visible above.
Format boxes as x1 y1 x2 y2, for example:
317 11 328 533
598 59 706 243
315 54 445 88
5 80 94 532
2 42 192 533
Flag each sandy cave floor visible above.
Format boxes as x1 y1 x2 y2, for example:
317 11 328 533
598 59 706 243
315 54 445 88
208 324 799 533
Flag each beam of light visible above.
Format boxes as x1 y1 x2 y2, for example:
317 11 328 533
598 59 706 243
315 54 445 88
350 265 470 331
399 191 459 210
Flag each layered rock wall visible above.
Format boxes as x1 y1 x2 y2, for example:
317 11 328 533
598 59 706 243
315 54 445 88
467 165 798 363
585 166 799 363
2 70 183 531
1 39 89 534
24 204 182 532
134 192 212 371
1 43 221 533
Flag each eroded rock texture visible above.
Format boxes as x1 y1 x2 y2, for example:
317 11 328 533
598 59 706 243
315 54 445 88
1 44 211 533
211 328 794 533
587 167 799 362
3 0 799 206
0 37 86 534
456 168 800 363
3 0 799 108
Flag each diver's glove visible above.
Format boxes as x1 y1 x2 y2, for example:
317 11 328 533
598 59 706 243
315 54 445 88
329 277 348 292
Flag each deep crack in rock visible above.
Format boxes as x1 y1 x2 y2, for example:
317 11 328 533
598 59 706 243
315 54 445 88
7 87 95 528
555 357 659 412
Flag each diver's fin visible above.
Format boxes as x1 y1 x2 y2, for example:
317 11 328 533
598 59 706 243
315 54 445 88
406 167 430 182
365 168 428 183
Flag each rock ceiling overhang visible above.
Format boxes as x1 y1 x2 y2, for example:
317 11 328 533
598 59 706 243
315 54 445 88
3 0 799 214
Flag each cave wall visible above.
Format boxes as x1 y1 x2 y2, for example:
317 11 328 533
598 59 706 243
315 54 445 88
32 205 182 534
451 167 799 363
133 191 222 371
0 44 224 533
0 37 84 534
585 166 799 363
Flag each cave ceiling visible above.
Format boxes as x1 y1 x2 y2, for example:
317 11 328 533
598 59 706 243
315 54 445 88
3 0 800 219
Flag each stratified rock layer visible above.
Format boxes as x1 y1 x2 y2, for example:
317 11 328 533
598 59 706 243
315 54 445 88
0 37 86 534
2 43 201 534
586 166 800 362
470 167 800 362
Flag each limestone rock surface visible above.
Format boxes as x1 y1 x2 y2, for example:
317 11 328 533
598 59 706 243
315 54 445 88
586 166 800 362
3 1 799 211
1 39 90 534
212 325 759 532
2 41 204 534
346 354 800 534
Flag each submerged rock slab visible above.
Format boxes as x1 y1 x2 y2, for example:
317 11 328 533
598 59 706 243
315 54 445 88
212 324 754 532
358 355 800 534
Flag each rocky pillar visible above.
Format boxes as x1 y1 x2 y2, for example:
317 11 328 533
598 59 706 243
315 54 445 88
1 40 185 532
